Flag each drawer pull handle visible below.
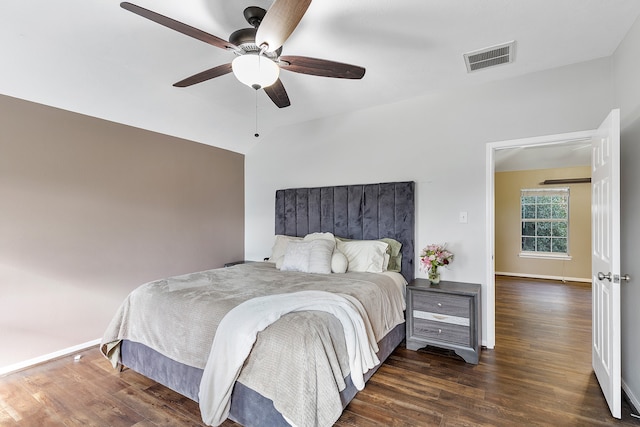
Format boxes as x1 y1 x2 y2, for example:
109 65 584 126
437 303 442 307
438 329 442 334
433 315 447 320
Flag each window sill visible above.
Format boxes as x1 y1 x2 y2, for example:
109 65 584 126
519 252 572 261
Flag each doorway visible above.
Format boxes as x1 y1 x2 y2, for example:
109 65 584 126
484 130 595 348
486 110 623 419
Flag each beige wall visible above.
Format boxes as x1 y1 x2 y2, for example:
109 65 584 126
0 94 244 368
495 166 591 281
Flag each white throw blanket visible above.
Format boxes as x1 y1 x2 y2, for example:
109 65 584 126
198 290 381 426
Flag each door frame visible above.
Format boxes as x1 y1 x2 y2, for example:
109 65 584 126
484 129 595 348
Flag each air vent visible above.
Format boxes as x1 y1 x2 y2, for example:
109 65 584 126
464 41 516 73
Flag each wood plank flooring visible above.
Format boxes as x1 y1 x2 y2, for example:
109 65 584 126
1 276 639 426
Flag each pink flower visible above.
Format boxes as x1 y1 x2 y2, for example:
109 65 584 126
419 244 454 272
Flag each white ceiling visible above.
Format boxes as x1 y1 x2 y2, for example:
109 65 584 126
494 139 592 172
2 1 640 154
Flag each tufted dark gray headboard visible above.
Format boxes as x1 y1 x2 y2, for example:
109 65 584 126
275 181 415 282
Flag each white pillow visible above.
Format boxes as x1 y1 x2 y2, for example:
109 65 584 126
331 250 348 274
336 240 389 273
280 239 335 274
303 232 335 242
280 241 311 272
307 239 335 274
269 235 302 268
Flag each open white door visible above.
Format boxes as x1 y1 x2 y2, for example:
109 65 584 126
591 108 621 419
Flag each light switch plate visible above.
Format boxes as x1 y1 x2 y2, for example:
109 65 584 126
459 211 468 223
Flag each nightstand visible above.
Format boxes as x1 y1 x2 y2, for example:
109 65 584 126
223 260 254 267
406 279 481 364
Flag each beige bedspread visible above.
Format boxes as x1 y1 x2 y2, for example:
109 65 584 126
100 262 406 426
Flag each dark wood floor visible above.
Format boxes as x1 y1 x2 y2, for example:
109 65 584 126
1 276 639 426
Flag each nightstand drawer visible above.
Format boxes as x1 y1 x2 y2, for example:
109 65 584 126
413 310 469 327
411 292 470 318
412 318 470 346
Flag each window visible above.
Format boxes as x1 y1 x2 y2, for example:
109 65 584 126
520 188 569 256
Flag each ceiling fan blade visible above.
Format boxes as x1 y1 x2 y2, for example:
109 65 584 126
264 79 291 108
279 56 365 79
255 0 312 53
120 2 236 51
173 63 233 87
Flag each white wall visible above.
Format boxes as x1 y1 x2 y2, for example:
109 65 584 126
613 15 640 412
246 57 614 344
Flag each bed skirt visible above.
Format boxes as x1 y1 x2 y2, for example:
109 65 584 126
120 321 405 426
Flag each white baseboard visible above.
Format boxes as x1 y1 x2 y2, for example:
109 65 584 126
0 339 101 377
495 271 591 283
623 379 640 417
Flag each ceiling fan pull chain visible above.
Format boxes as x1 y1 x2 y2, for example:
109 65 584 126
254 89 260 138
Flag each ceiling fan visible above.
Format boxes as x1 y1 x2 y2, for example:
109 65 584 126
120 1 366 108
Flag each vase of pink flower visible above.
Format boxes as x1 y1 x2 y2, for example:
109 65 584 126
419 244 454 284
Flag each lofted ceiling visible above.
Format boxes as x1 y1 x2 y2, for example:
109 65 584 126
1 1 640 154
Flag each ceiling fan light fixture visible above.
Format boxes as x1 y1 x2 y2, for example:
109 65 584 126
232 54 280 90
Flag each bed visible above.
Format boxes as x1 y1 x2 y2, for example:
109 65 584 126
101 181 415 427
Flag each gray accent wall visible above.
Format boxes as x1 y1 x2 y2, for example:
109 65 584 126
0 94 244 368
